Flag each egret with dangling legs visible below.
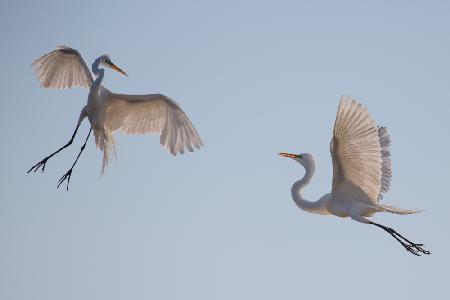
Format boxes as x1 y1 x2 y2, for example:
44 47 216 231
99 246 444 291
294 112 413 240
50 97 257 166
28 46 203 190
279 96 430 256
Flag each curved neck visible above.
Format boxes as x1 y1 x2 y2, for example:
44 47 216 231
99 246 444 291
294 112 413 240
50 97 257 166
91 58 105 93
291 159 321 213
92 58 105 80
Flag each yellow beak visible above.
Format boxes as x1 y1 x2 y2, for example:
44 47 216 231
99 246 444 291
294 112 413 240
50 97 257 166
278 152 298 158
108 62 127 76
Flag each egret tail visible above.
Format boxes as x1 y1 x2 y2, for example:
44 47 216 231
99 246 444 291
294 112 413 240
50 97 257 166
377 204 421 215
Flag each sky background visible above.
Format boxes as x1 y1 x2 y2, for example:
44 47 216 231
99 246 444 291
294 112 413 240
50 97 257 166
1 0 450 299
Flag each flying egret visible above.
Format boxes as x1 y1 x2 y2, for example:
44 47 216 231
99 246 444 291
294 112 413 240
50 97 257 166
28 46 203 190
279 96 430 256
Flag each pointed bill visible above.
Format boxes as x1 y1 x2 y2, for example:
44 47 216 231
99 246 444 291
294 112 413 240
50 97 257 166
107 61 127 76
279 152 298 158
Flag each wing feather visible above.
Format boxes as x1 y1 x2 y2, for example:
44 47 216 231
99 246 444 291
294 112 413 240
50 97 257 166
32 46 94 89
331 96 389 203
104 92 203 155
378 126 392 199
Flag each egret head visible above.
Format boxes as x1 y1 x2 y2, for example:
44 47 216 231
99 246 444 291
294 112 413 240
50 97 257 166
279 152 315 169
99 55 127 76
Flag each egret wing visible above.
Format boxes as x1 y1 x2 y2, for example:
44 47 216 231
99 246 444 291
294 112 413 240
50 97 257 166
377 126 392 199
32 46 94 89
104 92 203 155
330 96 384 204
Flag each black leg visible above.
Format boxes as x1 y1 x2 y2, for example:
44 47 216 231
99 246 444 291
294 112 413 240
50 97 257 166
28 123 81 173
370 221 430 256
57 128 92 191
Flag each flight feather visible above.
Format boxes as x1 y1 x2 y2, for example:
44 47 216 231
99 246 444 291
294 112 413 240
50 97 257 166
330 96 386 203
32 46 94 89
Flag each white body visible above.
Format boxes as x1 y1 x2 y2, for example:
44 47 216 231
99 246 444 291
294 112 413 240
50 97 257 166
283 96 418 223
32 46 203 172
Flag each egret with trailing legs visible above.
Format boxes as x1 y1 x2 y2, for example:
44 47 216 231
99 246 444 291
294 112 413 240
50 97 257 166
279 96 430 256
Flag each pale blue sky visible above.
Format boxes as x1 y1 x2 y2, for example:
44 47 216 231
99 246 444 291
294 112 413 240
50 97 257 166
1 0 449 299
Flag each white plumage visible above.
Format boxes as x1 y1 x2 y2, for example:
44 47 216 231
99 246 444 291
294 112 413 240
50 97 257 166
29 46 203 188
279 96 430 256
32 46 93 89
331 95 385 204
97 91 203 172
105 92 203 154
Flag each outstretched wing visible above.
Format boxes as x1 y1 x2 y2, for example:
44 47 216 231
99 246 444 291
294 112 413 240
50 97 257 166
32 46 94 89
330 96 386 204
104 92 203 155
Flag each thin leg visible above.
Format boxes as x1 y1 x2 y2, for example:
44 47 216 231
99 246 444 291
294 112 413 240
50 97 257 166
27 123 81 173
28 107 87 173
57 128 92 191
370 221 430 256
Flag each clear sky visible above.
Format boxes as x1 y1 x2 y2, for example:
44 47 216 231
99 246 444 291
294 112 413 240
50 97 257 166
1 0 449 299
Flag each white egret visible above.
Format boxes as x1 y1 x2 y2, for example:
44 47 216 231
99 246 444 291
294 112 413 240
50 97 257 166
28 46 203 190
279 96 430 256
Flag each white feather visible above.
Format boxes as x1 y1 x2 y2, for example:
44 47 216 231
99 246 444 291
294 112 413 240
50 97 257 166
32 46 93 89
330 96 383 203
104 92 203 157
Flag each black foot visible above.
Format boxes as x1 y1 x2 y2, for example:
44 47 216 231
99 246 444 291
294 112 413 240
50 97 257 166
57 168 73 191
28 157 50 173
404 242 430 256
371 222 431 256
385 227 430 256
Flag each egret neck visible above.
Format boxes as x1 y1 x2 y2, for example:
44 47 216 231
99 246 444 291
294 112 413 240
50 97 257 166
291 156 324 214
91 58 105 95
